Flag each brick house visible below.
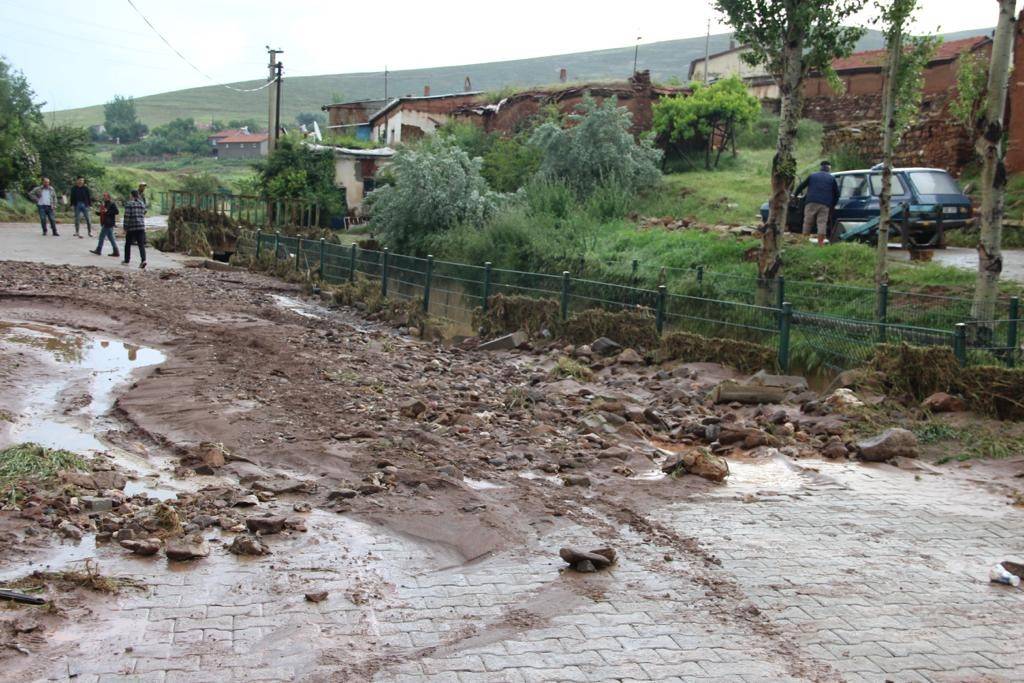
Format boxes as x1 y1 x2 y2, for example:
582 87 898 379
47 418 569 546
368 91 483 145
214 132 269 159
320 99 389 141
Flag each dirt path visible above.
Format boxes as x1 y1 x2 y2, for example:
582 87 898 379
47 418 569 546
0 259 1023 682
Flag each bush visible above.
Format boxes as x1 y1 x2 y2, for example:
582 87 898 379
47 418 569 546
254 137 345 224
735 114 823 150
529 94 662 197
367 140 500 254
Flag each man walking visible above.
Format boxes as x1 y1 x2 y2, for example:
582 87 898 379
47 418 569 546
90 191 119 257
69 176 93 238
30 177 59 236
122 189 147 269
794 161 840 246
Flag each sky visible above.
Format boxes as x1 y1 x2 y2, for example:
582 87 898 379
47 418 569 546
0 0 990 112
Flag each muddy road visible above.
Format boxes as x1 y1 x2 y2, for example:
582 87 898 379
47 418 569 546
1 259 1023 682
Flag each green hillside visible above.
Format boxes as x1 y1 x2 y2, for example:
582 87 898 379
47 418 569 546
53 28 989 129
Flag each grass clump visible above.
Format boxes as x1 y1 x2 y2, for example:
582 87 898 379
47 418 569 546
552 356 594 381
12 559 146 595
1 443 87 504
657 331 775 373
563 308 658 349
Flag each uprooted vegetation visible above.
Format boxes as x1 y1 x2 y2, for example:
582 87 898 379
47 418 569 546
1 443 88 505
10 559 146 596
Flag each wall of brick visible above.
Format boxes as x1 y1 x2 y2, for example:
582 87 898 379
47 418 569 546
1005 13 1024 174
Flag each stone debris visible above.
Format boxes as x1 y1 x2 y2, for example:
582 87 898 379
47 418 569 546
164 535 210 561
590 337 621 356
228 533 270 556
856 428 920 462
478 331 528 351
559 547 618 572
120 538 162 556
662 449 730 483
245 515 287 535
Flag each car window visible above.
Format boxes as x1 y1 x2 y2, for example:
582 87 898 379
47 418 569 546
839 174 868 199
868 174 907 196
908 171 962 195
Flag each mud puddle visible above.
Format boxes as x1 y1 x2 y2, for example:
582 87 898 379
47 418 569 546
271 294 326 320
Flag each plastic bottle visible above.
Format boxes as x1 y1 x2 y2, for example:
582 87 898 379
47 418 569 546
989 563 1022 587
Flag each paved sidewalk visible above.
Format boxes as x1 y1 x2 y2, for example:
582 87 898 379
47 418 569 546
0 221 180 271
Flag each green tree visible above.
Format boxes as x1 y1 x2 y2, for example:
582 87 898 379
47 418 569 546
33 125 105 191
104 95 147 142
715 0 866 302
529 94 662 197
179 172 222 196
652 75 761 169
254 137 343 222
950 52 989 133
296 112 326 128
971 0 1018 329
873 0 940 284
366 139 500 253
0 57 43 192
226 118 262 132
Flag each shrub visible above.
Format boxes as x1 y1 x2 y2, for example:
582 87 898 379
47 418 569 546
529 94 662 197
367 140 500 254
254 137 346 225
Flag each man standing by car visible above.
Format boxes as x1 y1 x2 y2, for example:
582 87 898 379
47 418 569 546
794 161 840 246
30 177 59 236
69 176 93 239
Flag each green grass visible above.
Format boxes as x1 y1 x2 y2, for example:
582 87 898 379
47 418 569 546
1 443 88 504
913 421 1024 463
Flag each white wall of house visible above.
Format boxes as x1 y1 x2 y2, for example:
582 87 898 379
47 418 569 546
371 108 451 145
334 156 363 211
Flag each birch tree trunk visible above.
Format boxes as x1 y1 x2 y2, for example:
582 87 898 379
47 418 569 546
875 25 903 284
760 21 804 305
971 0 1017 330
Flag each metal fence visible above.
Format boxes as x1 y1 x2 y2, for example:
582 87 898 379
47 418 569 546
236 230 1022 374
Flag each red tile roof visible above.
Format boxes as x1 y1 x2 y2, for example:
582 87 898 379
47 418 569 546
208 129 243 139
217 133 268 144
831 35 990 72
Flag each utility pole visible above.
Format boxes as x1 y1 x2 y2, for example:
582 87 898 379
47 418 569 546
384 65 389 101
704 19 711 84
633 35 641 74
266 47 283 153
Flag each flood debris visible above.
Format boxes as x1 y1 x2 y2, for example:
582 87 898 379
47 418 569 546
856 428 920 462
559 547 618 573
661 448 730 483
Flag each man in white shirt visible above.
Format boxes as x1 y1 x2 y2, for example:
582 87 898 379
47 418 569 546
30 177 59 236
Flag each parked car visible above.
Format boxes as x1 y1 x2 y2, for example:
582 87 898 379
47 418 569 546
759 167 973 248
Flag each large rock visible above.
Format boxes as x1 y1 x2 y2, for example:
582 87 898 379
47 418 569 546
193 442 228 468
591 337 622 356
856 428 919 462
228 533 270 556
921 392 966 413
164 535 210 561
120 538 162 556
245 515 287 535
478 331 528 352
747 370 809 393
616 349 644 365
91 471 127 490
400 399 428 419
662 449 729 483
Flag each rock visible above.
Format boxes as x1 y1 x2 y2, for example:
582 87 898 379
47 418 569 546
80 496 114 512
190 514 219 530
616 348 644 365
57 520 84 540
194 441 228 469
120 538 161 556
228 533 270 556
251 477 312 495
358 483 386 495
400 399 428 419
856 428 920 462
591 337 622 356
921 392 966 413
576 559 597 573
478 331 528 352
561 474 591 487
559 547 617 572
825 388 865 410
718 426 767 448
165 535 210 561
709 380 786 404
573 345 593 359
327 488 358 501
91 471 126 490
293 501 312 513
305 590 329 603
233 494 260 507
821 442 849 459
662 449 729 483
61 471 97 489
747 370 809 393
245 515 286 535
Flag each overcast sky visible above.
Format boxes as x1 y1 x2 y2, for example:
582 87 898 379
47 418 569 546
0 0 990 112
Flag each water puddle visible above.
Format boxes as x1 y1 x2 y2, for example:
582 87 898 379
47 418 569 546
518 471 563 485
463 477 504 490
271 294 325 320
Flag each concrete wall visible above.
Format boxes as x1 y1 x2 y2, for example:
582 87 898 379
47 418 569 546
333 155 390 214
691 48 770 83
218 140 267 159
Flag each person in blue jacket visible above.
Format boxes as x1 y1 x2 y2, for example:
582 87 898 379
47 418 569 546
794 161 840 246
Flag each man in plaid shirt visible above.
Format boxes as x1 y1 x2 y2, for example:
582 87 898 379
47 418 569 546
122 190 148 269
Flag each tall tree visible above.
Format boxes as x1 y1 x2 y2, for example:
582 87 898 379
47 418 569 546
971 0 1018 328
0 57 43 191
874 0 940 284
104 95 147 142
716 0 866 302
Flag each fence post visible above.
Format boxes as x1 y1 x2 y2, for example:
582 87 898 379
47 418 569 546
1009 296 1020 368
381 247 390 298
696 265 704 295
423 255 434 313
319 238 325 280
296 237 303 271
631 259 639 287
656 285 667 335
483 262 492 312
560 271 571 322
954 323 967 367
274 231 280 259
778 302 792 373
876 283 889 344
255 229 262 259
349 243 357 283
775 276 785 327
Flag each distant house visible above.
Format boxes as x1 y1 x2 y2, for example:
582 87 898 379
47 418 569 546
688 44 778 98
321 99 389 141
368 91 483 145
215 132 268 159
305 143 395 216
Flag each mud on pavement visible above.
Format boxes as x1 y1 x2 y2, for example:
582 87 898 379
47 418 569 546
1 260 1023 682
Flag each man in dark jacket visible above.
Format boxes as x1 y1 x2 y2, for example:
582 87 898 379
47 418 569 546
122 190 147 269
90 192 119 257
794 161 840 246
69 176 93 239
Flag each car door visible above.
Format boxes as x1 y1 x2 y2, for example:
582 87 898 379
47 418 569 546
836 173 870 223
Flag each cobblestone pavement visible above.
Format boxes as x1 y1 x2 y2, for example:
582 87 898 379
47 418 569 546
14 456 1024 682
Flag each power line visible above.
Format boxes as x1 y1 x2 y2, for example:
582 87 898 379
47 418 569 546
124 0 275 93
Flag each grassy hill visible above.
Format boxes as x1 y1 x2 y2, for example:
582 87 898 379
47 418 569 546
53 28 990 129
